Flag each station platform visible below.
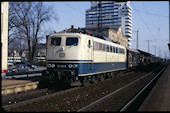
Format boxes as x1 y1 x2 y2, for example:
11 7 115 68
138 64 170 111
2 79 33 87
1 78 39 96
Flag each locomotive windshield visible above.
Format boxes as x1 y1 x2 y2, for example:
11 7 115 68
51 37 61 46
66 37 78 46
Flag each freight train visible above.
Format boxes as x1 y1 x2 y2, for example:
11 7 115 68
42 32 162 87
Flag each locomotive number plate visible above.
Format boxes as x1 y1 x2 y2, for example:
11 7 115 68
59 53 65 57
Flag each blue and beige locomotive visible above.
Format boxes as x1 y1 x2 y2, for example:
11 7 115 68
42 32 127 86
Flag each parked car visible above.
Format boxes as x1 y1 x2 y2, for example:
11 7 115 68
21 61 37 69
8 64 30 72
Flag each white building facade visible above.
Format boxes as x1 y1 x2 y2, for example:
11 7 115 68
1 2 9 72
86 1 132 46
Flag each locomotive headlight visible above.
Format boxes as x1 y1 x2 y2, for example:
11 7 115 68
71 71 75 75
73 64 78 68
68 64 73 68
47 63 55 68
47 64 51 68
51 64 55 68
59 53 65 57
68 64 78 68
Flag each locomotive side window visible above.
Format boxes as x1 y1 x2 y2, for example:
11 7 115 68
93 41 98 50
102 44 106 51
119 48 121 53
107 45 109 52
113 46 115 53
99 43 102 50
116 47 118 53
119 48 125 54
110 46 112 52
51 37 61 46
66 37 78 46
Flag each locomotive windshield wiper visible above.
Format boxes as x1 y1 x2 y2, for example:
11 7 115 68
69 43 78 48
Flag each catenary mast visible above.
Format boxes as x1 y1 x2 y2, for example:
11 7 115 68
168 1 170 59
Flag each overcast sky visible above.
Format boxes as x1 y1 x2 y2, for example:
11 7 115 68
42 1 169 59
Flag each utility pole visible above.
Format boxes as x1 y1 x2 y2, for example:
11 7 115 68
98 1 102 38
133 29 139 49
154 46 156 56
136 29 139 50
146 40 150 53
158 47 161 58
146 40 153 53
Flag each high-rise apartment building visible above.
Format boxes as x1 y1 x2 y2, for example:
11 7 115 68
86 1 132 46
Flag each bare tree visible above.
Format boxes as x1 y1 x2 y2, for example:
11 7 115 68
8 2 58 62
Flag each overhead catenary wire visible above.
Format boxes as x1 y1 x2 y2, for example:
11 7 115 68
62 2 86 25
142 2 162 41
53 2 86 29
131 2 169 57
63 2 85 15
142 2 160 55
143 3 169 56
131 2 156 41
133 9 168 18
131 2 168 56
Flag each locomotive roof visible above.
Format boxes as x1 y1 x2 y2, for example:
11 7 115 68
48 32 125 48
102 36 114 42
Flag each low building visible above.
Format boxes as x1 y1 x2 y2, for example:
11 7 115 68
36 43 46 57
82 24 128 47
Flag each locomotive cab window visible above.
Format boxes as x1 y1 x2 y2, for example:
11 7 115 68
51 37 61 46
66 37 78 46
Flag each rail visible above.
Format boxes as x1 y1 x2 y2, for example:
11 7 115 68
119 65 167 112
77 65 166 112
2 86 81 112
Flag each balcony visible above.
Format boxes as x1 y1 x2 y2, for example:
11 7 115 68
125 32 132 37
125 22 132 27
128 42 132 46
127 37 132 41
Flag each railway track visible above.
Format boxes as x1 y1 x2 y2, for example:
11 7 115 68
120 65 167 112
2 86 80 112
77 65 167 112
2 88 50 106
2 63 164 112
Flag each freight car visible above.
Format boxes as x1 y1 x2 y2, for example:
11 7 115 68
126 47 140 71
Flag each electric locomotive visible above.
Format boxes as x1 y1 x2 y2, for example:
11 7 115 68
42 32 127 86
